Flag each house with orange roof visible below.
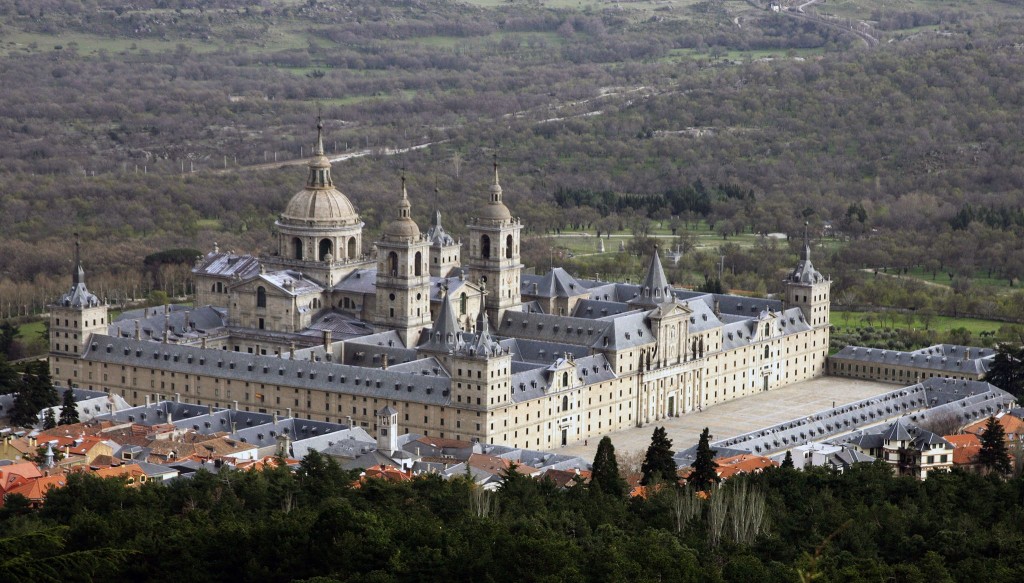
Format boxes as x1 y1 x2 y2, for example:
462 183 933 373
0 461 43 494
92 464 148 487
963 413 1024 443
0 435 41 462
541 468 590 489
944 433 982 471
714 454 778 480
2 475 67 508
360 464 414 483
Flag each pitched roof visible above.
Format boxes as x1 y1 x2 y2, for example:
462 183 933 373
629 249 673 308
714 453 778 479
4 474 67 503
944 434 981 465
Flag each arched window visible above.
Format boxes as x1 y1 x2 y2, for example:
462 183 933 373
481 235 491 259
764 345 770 359
319 239 333 261
211 284 217 293
562 395 568 411
414 251 422 276
347 238 357 259
460 292 467 315
562 372 569 387
505 234 513 259
256 286 267 308
387 252 398 276
292 238 303 260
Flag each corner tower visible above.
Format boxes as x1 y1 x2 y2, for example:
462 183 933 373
785 225 830 328
374 177 432 347
49 236 108 386
466 158 522 324
267 119 368 286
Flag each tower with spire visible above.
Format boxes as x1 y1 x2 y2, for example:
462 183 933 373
49 235 109 387
785 223 830 327
426 208 461 278
374 176 432 347
466 156 523 324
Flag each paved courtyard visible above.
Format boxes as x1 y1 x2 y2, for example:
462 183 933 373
555 376 898 460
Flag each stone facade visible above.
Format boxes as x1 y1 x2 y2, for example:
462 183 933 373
49 123 833 450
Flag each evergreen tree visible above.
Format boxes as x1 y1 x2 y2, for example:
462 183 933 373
977 416 1012 476
984 343 1024 398
591 436 626 497
781 450 794 469
43 407 57 429
689 427 719 491
640 426 677 486
0 355 18 394
59 388 80 425
10 361 57 427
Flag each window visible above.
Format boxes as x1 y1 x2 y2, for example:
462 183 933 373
481 234 491 259
460 292 467 315
257 286 267 308
319 238 333 261
387 251 398 276
414 251 422 276
292 237 303 260
505 234 513 259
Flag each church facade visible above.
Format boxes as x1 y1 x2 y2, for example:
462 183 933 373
48 123 830 450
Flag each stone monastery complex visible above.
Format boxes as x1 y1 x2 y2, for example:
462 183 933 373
48 122 832 450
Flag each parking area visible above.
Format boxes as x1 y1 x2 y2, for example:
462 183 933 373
555 376 898 460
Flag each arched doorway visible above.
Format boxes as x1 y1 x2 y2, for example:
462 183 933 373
319 239 333 261
387 252 398 276
481 235 491 259
292 238 303 260
505 234 513 259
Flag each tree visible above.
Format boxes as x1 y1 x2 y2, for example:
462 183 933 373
10 361 57 427
984 343 1024 398
43 407 57 429
591 436 626 498
59 388 79 426
781 450 794 469
689 427 719 491
0 356 18 394
640 427 677 486
977 416 1012 476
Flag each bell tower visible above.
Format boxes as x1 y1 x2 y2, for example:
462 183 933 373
466 157 522 324
374 176 432 347
49 235 108 387
784 224 830 328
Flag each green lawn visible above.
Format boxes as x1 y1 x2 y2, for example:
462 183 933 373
898 266 1013 289
832 310 1008 336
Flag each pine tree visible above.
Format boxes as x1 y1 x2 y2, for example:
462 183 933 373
689 427 719 491
43 407 57 430
977 416 1012 476
59 388 80 426
10 361 58 427
781 450 795 469
640 426 677 486
984 343 1024 398
591 436 626 497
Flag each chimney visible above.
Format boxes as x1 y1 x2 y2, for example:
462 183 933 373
382 353 388 370
134 320 141 340
231 421 237 434
323 330 332 350
289 343 296 359
273 412 279 425
164 304 169 315
201 337 207 349
145 395 151 406
286 407 292 418
175 393 181 403
184 311 191 331
208 404 213 416
232 400 238 410
65 445 70 457
713 299 721 317
346 416 353 428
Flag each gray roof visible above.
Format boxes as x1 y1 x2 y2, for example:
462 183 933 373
831 344 994 375
58 282 101 309
629 249 674 308
333 269 377 294
497 310 653 351
301 310 375 339
510 354 615 403
257 270 323 297
110 305 227 342
787 230 825 285
192 251 261 280
82 335 453 406
521 268 586 299
426 210 457 247
418 293 466 354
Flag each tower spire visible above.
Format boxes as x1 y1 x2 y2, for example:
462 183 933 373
490 154 502 203
306 117 332 188
801 221 810 262
314 114 324 156
73 232 85 286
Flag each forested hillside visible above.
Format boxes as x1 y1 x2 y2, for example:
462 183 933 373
2 455 1024 582
1 0 1024 330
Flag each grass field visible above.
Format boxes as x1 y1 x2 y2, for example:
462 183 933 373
832 310 1010 336
898 266 1013 289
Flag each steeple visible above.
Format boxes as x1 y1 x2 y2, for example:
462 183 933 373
801 221 811 262
73 233 85 286
398 175 411 220
471 300 501 357
419 286 464 354
382 174 420 240
490 154 502 204
631 247 673 307
306 117 333 189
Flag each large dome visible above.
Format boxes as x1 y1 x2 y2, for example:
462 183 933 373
382 179 421 240
281 186 360 226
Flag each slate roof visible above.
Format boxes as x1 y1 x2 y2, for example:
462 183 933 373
192 251 261 280
257 270 323 297
831 344 994 375
418 293 466 354
510 354 615 403
426 211 457 247
110 305 227 341
301 310 375 339
82 335 453 406
521 268 586 298
629 249 674 308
